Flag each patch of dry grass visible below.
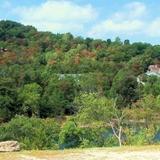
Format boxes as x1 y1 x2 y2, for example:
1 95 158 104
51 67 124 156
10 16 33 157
0 145 160 160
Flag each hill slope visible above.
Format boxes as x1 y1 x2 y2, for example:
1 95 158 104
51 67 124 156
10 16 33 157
1 20 160 149
1 20 160 121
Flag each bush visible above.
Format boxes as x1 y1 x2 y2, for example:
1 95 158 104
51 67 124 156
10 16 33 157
0 116 60 150
59 121 81 149
79 128 118 148
125 126 156 145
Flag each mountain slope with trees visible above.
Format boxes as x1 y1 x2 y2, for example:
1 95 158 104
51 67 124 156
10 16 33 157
1 20 160 149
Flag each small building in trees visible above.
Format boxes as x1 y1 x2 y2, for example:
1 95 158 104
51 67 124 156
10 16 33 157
146 64 160 77
0 47 8 53
137 64 160 85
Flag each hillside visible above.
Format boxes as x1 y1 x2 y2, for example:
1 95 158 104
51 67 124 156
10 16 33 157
1 20 160 119
1 20 160 149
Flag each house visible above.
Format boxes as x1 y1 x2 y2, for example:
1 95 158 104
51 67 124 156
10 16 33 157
148 65 160 73
137 64 160 85
146 64 160 77
0 47 8 53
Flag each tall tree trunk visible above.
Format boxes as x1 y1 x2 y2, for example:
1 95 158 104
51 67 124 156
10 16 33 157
110 122 122 147
118 137 122 146
118 126 122 146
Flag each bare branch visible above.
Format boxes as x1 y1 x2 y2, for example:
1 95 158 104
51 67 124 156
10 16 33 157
109 121 119 139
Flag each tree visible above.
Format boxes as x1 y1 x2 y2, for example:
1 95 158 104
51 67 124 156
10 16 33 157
18 83 42 117
114 37 122 45
40 76 77 117
143 76 160 96
78 73 108 95
59 121 81 149
124 39 130 45
106 39 111 45
0 77 18 122
110 69 138 106
75 93 126 146
127 95 160 126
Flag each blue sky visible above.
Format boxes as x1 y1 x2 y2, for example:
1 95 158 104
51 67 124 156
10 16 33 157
0 0 160 44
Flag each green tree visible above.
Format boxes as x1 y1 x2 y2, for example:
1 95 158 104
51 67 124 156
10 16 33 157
18 83 42 117
124 39 130 45
41 76 77 117
0 77 18 122
110 69 138 106
143 76 160 96
59 121 81 149
126 95 160 128
76 93 126 146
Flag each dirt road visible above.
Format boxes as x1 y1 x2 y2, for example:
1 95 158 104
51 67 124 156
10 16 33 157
1 147 160 160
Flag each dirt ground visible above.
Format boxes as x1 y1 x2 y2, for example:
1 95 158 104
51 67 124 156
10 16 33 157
1 146 160 160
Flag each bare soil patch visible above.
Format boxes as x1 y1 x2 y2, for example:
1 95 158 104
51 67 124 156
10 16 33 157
1 146 160 160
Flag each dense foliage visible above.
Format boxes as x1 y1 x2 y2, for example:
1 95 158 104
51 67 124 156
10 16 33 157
1 20 160 149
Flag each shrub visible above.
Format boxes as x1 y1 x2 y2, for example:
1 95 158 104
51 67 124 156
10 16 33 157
59 121 81 149
79 127 118 148
125 126 156 145
0 116 60 150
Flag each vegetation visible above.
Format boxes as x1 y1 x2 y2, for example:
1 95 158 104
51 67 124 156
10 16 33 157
1 20 160 149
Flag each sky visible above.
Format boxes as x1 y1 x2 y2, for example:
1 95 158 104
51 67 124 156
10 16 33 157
0 0 160 44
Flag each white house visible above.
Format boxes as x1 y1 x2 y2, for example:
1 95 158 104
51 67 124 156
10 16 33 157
146 64 160 77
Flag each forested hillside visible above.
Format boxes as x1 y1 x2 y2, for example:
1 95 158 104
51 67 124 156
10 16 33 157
1 20 160 149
